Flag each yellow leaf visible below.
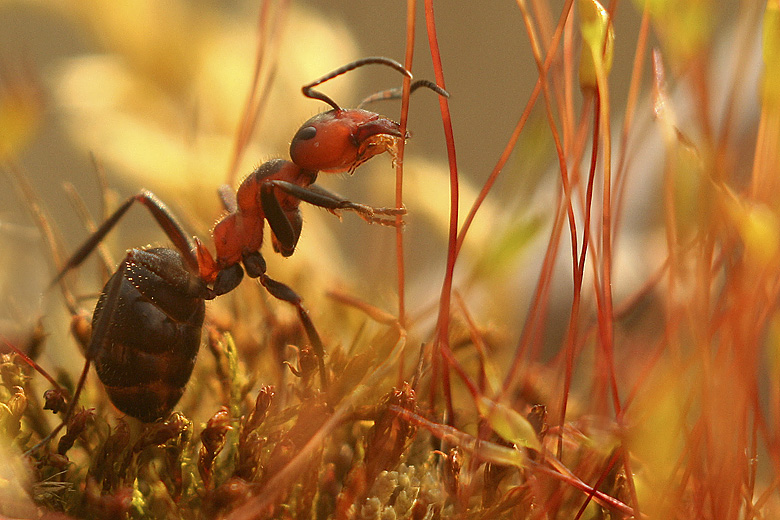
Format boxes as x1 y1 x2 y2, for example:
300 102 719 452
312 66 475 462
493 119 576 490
578 0 614 90
762 1 780 110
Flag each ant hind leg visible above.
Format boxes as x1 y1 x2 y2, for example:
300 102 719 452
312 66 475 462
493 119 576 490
242 251 329 390
259 274 328 391
54 190 200 286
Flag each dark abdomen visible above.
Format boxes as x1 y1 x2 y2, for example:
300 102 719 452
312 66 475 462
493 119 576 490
90 248 206 422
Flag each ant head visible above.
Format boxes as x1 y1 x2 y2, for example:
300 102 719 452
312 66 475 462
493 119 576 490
291 58 447 174
290 109 404 174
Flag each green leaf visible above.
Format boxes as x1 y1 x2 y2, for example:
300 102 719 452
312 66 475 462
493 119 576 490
476 396 541 451
471 214 543 280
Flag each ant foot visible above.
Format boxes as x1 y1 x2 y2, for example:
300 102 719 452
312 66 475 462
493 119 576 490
357 213 405 227
370 205 407 216
342 202 406 226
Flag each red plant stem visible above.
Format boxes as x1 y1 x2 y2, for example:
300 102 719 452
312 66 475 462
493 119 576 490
513 1 582 388
715 2 763 169
391 405 638 517
503 187 566 394
612 4 650 242
516 0 579 296
424 0 458 424
395 0 416 331
558 90 599 457
454 292 489 394
393 0 415 387
573 448 621 520
593 58 619 419
4 339 66 394
454 80 536 257
496 0 574 395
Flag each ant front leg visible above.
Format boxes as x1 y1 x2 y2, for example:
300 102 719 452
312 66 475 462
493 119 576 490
259 184 304 258
305 184 406 225
263 180 406 227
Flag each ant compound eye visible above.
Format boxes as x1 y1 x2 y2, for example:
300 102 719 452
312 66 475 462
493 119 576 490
294 126 317 141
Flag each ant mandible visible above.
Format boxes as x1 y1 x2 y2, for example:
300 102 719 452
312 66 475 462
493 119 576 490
43 57 446 436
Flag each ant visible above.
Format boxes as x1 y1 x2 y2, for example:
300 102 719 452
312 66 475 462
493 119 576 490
33 57 447 447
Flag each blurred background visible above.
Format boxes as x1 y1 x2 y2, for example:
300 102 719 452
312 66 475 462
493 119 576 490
0 0 749 369
4 3 778 516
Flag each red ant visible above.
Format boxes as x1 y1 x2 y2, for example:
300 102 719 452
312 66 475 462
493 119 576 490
34 57 446 446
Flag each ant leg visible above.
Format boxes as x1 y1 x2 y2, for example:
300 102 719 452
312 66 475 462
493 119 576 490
242 251 329 390
23 358 91 455
22 263 125 454
259 184 304 257
6 336 86 455
261 275 329 391
263 180 406 227
45 260 126 449
54 190 200 285
213 264 244 296
306 184 406 220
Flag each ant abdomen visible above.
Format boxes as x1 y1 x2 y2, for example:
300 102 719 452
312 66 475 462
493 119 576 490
90 248 206 422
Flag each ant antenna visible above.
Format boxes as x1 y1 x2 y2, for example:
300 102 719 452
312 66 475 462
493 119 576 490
302 57 412 111
357 79 450 109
